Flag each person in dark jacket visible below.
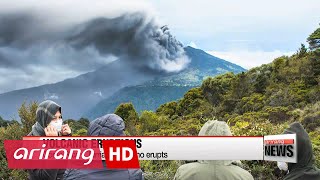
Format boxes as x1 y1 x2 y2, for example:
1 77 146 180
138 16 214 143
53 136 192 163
279 122 320 180
28 100 72 180
64 114 144 180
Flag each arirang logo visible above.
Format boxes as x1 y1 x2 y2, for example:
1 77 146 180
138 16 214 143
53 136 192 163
13 143 94 165
4 139 140 169
4 140 103 169
264 139 294 157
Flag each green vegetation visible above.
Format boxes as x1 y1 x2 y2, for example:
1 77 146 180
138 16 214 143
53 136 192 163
307 24 320 50
0 25 319 179
114 25 320 180
0 102 90 178
64 118 90 136
0 101 38 179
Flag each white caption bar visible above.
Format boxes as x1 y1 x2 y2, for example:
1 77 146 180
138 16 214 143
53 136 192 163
24 136 263 160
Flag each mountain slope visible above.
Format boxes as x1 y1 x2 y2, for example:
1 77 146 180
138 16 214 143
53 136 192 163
85 47 245 119
0 46 244 120
0 60 159 120
85 85 193 119
145 46 245 86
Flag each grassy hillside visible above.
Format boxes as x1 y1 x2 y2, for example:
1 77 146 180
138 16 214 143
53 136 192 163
114 26 320 179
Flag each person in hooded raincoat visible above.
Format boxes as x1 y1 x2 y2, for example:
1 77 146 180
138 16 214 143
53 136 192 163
278 122 320 180
173 120 254 180
64 113 144 180
28 100 72 180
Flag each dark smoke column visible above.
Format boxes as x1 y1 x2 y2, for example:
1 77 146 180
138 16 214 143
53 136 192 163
67 12 190 72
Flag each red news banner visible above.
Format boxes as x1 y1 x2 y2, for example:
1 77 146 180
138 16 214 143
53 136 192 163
4 139 139 169
3 135 296 169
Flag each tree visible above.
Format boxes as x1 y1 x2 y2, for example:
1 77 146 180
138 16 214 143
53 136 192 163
139 111 161 133
114 103 139 135
230 72 250 100
114 103 139 122
78 118 90 128
156 101 178 118
176 88 204 116
0 116 8 127
254 73 268 93
237 93 265 113
0 123 27 179
307 25 320 50
297 43 308 57
18 101 38 134
0 117 19 127
201 73 235 106
74 128 88 136
272 56 288 82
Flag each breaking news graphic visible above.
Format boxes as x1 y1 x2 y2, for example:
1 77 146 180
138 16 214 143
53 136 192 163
0 0 319 180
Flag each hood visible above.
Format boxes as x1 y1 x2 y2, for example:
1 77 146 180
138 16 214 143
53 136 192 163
28 100 61 136
36 100 61 128
283 122 320 180
88 114 125 136
283 122 314 171
198 120 233 165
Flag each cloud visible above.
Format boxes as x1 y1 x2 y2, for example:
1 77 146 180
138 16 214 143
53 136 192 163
44 92 59 100
94 91 103 98
207 50 294 69
150 0 320 51
0 0 190 94
187 41 198 48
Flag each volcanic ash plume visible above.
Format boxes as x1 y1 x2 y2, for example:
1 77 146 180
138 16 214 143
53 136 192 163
0 12 189 73
66 13 190 72
0 8 190 93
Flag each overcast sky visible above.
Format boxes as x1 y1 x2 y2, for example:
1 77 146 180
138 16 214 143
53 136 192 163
0 0 319 93
150 0 319 68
